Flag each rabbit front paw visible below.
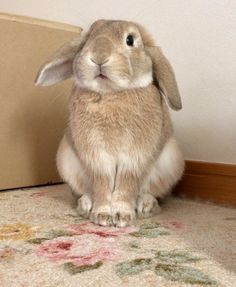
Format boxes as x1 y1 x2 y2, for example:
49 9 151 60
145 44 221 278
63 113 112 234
112 202 136 227
90 205 113 226
137 193 161 218
76 194 92 218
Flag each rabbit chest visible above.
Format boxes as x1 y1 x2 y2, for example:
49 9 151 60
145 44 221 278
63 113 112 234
69 85 168 174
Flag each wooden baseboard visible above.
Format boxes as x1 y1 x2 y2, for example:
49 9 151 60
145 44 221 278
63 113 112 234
174 161 236 207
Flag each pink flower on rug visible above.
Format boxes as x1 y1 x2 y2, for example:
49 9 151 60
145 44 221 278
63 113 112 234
66 222 137 238
0 248 6 258
35 234 119 266
35 238 75 260
162 220 185 230
0 247 15 260
69 247 117 266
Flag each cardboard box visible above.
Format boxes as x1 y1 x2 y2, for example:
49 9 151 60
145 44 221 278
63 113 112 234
0 13 82 189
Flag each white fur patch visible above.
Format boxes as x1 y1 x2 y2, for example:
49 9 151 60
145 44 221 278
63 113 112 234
118 151 133 172
96 149 116 176
130 72 153 89
115 78 132 89
88 137 147 178
75 71 152 93
80 128 116 178
117 151 146 174
77 78 100 92
56 137 84 195
108 72 152 90
140 137 184 197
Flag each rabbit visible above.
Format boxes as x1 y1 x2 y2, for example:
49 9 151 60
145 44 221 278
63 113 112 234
35 20 185 227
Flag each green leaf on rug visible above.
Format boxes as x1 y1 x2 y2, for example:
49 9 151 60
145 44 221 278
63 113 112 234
65 214 82 219
46 230 72 239
140 222 161 229
130 222 169 238
155 263 216 285
64 261 103 275
130 229 169 238
27 238 49 244
155 250 202 264
116 258 153 277
28 230 73 244
65 214 85 222
128 242 140 249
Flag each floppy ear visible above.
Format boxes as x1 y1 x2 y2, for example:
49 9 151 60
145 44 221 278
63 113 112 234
35 37 83 86
146 46 182 110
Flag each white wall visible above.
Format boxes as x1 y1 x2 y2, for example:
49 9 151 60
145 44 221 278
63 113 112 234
1 0 236 163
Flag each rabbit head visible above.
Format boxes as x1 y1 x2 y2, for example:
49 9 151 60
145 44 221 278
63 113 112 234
35 20 182 110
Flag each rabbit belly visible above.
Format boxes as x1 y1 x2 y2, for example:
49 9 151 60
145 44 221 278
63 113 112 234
83 142 148 177
70 86 165 178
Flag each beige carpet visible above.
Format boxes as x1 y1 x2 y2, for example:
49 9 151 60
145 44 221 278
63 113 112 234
0 185 235 287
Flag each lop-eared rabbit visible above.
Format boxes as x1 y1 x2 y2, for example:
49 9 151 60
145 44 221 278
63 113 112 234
36 20 184 227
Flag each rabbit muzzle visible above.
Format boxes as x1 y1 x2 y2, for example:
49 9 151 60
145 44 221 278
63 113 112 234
73 36 133 92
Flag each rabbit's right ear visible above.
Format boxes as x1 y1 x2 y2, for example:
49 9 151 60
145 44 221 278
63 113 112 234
35 37 83 86
145 46 182 111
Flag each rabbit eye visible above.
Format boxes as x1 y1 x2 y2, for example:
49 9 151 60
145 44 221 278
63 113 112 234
126 35 134 46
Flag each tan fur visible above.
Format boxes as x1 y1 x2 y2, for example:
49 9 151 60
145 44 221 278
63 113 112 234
36 20 185 227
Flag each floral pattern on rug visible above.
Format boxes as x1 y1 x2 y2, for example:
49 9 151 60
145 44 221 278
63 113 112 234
35 235 119 266
28 222 138 270
0 223 34 240
0 219 217 285
115 250 216 285
1 186 235 286
0 247 15 260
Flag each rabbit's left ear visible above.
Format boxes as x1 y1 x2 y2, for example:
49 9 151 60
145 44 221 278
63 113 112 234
146 46 182 110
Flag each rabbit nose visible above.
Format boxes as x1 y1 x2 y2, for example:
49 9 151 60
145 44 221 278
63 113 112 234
90 57 109 66
90 37 113 66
